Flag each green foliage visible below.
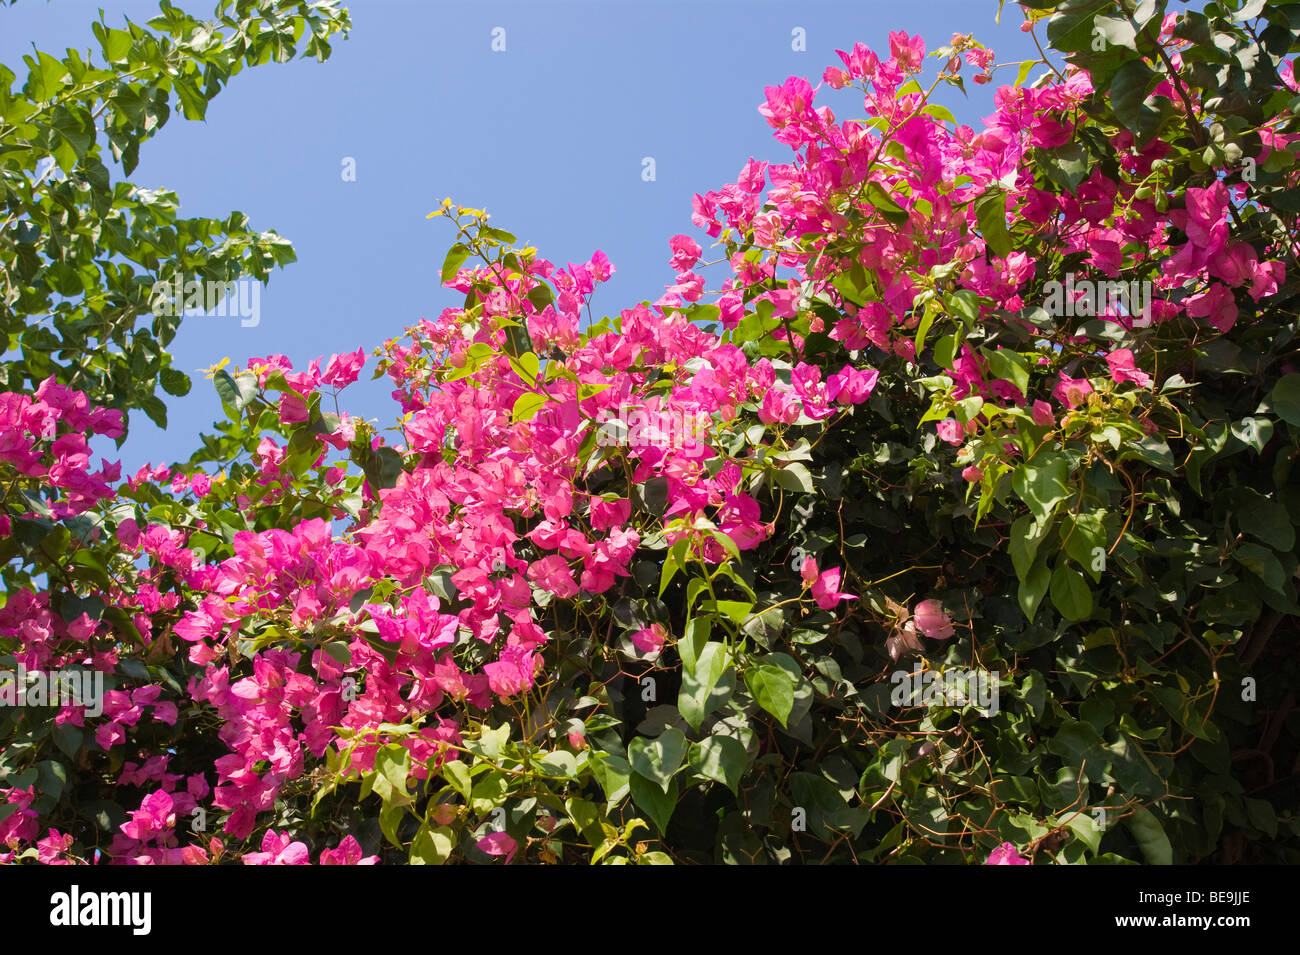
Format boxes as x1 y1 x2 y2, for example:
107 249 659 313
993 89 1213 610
0 0 350 436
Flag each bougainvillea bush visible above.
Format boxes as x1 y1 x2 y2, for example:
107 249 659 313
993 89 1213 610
3 0 1299 865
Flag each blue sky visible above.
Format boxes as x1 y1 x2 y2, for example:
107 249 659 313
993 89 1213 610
1 0 1043 473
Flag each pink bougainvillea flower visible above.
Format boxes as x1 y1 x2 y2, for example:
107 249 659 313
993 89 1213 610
668 234 702 272
278 392 309 425
800 556 819 587
826 365 879 405
243 829 310 865
758 386 801 425
1209 241 1258 287
811 565 856 611
936 418 965 446
1249 260 1284 301
321 348 366 388
986 842 1030 865
631 623 667 655
1031 400 1055 427
319 834 379 865
1105 349 1152 388
1185 283 1238 332
36 828 75 864
484 645 539 699
476 831 517 864
889 30 925 72
1052 374 1094 409
590 497 631 531
801 558 856 610
913 599 955 640
119 790 175 842
527 554 579 599
962 465 983 483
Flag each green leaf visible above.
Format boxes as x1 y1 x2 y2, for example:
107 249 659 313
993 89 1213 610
511 392 546 423
1018 558 1051 622
659 539 689 598
441 761 472 800
1122 435 1176 473
678 614 711 674
1236 543 1286 593
974 189 1013 259
921 102 957 125
36 760 67 801
678 642 732 730
1237 496 1295 553
1230 416 1273 454
1270 374 1300 426
774 462 814 494
1125 805 1172 864
362 446 405 490
984 347 1028 397
537 750 578 778
789 772 867 838
865 181 908 226
1013 453 1070 522
374 743 412 806
708 531 742 564
159 367 192 397
441 243 471 283
744 664 796 727
1049 563 1093 621
1062 510 1107 583
934 332 960 369
913 299 939 354
379 800 404 848
702 598 752 625
1010 514 1054 583
1109 60 1160 145
511 351 540 384
213 369 258 412
1092 14 1138 51
526 284 553 311
566 798 609 848
1107 735 1165 798
478 723 510 760
590 754 632 806
411 825 454 865
627 727 688 793
1041 142 1090 192
688 736 749 794
323 641 351 666
948 288 981 325
629 774 677 835
94 24 133 62
52 723 82 759
1063 812 1102 855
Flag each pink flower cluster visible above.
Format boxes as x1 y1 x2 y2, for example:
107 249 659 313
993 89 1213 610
0 377 122 517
